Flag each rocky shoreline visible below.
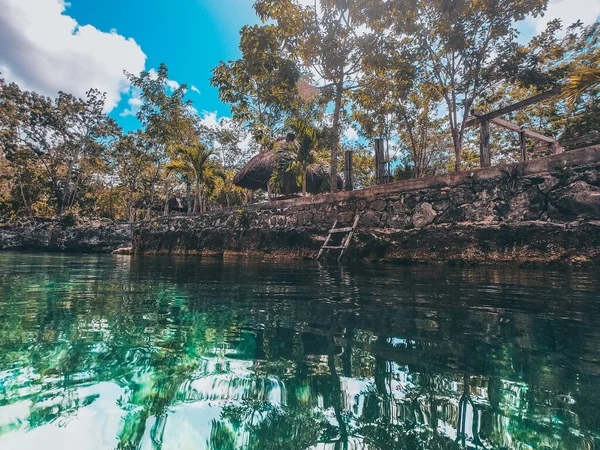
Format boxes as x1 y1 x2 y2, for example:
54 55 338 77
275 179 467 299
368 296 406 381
135 147 600 265
3 148 599 266
0 218 132 253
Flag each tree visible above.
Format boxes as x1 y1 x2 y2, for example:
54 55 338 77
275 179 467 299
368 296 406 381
375 0 548 171
0 152 14 217
211 24 301 148
271 119 324 196
125 63 198 217
112 132 156 222
166 143 225 214
352 37 449 178
562 66 600 102
199 117 257 172
352 34 417 177
254 0 380 192
481 20 600 156
396 83 449 177
0 78 120 215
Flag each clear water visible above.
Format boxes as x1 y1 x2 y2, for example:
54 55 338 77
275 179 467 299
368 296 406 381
0 253 599 450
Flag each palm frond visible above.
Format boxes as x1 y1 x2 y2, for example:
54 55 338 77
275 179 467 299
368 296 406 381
561 65 600 103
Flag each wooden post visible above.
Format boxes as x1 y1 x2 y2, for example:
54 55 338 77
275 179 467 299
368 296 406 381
344 150 354 191
375 138 386 185
479 120 491 168
519 130 527 162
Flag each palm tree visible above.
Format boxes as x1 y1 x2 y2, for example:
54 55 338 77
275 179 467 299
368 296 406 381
271 119 323 197
166 143 225 213
561 64 600 103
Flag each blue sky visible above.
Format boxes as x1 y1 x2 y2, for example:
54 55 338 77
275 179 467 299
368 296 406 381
66 0 261 130
1 0 598 136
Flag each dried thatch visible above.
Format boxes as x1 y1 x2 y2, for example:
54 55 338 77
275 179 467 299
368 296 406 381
233 137 343 194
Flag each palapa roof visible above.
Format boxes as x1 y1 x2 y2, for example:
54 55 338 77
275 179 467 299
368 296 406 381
233 136 343 194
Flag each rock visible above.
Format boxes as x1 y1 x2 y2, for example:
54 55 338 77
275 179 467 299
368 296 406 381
388 214 412 229
449 186 476 204
582 170 600 187
0 218 132 253
501 187 546 222
389 200 409 215
548 181 600 220
412 202 436 228
361 210 382 227
463 201 498 223
371 199 388 212
336 211 355 224
296 212 314 226
536 175 561 194
435 204 466 224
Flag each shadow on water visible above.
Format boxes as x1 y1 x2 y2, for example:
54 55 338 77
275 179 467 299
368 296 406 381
0 252 599 449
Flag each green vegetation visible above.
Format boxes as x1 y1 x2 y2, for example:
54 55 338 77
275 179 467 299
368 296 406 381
1 1 598 221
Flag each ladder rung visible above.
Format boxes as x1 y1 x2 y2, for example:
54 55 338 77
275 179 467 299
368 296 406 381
329 227 353 233
322 245 345 249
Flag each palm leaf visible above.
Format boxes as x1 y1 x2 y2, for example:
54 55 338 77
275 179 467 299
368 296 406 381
561 65 600 103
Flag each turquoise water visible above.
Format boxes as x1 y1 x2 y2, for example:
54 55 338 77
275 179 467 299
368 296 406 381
0 253 599 450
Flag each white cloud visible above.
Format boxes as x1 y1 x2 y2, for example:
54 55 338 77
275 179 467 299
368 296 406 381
528 0 600 35
120 87 143 117
198 111 220 129
0 0 146 112
166 79 180 91
343 126 359 142
191 85 201 94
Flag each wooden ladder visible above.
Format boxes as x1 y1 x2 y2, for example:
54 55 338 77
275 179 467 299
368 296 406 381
316 214 361 262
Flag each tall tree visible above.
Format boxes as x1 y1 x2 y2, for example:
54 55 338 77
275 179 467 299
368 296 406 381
0 78 120 215
166 143 225 214
126 64 198 217
375 0 548 171
211 24 301 148
396 83 449 177
112 132 156 222
254 0 379 191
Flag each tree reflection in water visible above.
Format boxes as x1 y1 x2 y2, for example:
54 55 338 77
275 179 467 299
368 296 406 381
0 253 599 449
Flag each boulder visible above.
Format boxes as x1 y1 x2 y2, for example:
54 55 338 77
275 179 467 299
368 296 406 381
412 202 436 228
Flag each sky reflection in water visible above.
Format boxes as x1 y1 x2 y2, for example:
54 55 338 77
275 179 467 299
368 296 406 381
0 252 599 450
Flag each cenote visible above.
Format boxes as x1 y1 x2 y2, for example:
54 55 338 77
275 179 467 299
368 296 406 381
1 253 599 450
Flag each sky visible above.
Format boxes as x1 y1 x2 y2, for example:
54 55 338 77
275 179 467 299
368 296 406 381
1 0 599 137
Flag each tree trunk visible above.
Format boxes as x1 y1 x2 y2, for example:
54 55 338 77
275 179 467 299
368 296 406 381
197 182 204 214
330 81 344 193
186 180 192 215
194 182 200 214
479 120 491 168
56 182 66 216
302 168 307 197
452 128 462 172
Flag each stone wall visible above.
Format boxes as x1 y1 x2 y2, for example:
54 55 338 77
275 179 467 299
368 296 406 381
137 147 600 264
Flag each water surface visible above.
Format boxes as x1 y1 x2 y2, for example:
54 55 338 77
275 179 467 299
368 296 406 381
0 252 599 449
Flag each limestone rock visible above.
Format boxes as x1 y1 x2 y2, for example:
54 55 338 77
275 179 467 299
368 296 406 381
371 199 388 212
449 186 476 205
502 187 546 222
412 202 436 228
549 181 600 220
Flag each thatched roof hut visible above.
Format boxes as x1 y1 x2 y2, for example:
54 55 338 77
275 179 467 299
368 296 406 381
233 136 343 195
